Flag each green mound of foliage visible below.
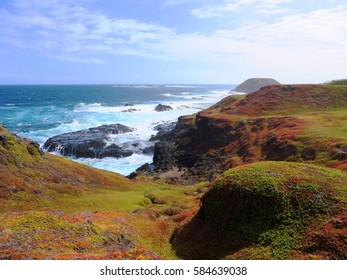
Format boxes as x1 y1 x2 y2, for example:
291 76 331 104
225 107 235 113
200 161 346 258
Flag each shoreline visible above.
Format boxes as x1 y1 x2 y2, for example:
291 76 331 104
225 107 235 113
1 85 238 175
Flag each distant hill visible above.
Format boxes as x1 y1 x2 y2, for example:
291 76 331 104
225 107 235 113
235 78 281 93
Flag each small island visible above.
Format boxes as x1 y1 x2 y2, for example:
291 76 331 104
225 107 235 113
234 78 281 93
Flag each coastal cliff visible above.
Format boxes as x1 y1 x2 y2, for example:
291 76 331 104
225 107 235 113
141 84 347 183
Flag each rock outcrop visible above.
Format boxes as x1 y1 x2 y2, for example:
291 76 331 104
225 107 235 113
136 84 347 183
149 121 177 141
43 124 136 158
235 78 281 93
154 104 173 112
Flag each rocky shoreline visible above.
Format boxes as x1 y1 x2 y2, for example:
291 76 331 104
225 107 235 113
43 120 177 161
132 83 347 183
43 83 347 184
43 124 135 158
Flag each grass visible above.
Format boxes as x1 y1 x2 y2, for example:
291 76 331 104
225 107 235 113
197 85 347 174
206 84 347 117
0 173 202 259
38 190 152 213
0 180 201 260
300 109 347 139
0 125 197 259
0 124 201 259
229 94 246 100
37 181 196 213
171 161 347 259
329 79 347 85
0 210 163 260
0 172 198 213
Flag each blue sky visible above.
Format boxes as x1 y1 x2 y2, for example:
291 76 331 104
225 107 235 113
0 0 346 84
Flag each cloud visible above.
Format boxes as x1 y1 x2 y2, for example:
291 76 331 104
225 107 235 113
161 3 347 82
164 0 186 6
49 54 105 64
192 0 293 18
1 0 347 82
162 4 347 60
0 0 174 63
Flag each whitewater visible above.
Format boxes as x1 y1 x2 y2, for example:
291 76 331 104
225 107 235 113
0 84 239 175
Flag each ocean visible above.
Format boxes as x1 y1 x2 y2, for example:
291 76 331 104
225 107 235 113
0 84 238 175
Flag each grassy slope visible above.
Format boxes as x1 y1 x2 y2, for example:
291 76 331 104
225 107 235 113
169 84 347 259
201 84 347 171
0 125 132 212
171 162 347 260
0 125 201 259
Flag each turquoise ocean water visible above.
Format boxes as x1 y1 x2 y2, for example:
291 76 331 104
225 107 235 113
0 84 237 175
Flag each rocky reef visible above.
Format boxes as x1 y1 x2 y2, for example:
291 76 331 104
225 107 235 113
154 104 174 112
43 123 153 158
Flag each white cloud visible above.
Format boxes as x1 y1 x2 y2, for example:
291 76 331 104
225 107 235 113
164 3 347 82
164 0 186 6
1 0 347 82
161 4 347 60
0 0 174 63
192 0 293 18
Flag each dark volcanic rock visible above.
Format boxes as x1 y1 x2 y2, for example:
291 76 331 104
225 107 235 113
128 163 154 179
301 147 317 161
43 124 135 158
149 121 177 141
154 104 173 112
330 144 347 160
142 113 236 183
153 141 178 171
141 113 304 184
261 135 297 161
121 108 139 113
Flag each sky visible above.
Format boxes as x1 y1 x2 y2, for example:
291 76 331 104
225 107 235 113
0 0 346 84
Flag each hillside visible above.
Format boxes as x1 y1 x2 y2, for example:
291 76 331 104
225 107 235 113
171 161 347 259
0 125 131 211
234 78 281 93
0 125 201 259
144 84 347 183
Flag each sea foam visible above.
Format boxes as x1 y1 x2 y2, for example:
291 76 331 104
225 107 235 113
3 84 236 175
